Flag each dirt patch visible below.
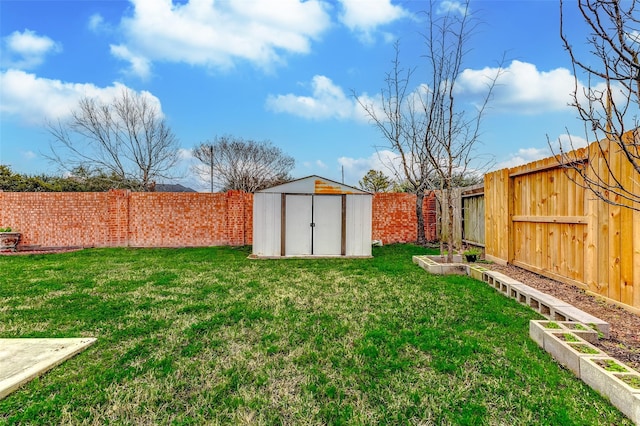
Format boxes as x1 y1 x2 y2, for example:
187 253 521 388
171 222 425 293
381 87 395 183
487 263 640 371
0 247 83 256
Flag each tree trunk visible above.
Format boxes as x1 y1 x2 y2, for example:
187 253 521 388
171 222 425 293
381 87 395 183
446 188 454 263
416 191 426 245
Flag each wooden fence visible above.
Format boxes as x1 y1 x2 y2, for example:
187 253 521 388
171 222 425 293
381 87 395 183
461 184 485 247
485 138 640 313
436 184 485 249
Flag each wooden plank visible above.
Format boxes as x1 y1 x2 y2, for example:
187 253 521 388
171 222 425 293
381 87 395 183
550 223 561 275
507 173 515 263
596 141 610 298
511 216 588 224
620 204 633 305
559 223 570 278
619 142 635 306
607 137 621 303
508 155 578 177
584 149 598 296
634 206 640 311
484 172 495 258
538 171 548 271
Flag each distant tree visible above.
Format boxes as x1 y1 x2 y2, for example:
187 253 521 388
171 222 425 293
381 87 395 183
554 0 640 211
47 88 180 192
451 171 483 188
0 165 136 192
192 136 295 192
359 169 394 193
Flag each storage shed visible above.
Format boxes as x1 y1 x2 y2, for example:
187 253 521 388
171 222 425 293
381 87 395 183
252 175 372 257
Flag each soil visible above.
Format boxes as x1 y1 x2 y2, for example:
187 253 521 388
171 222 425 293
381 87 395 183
0 247 83 256
487 263 640 371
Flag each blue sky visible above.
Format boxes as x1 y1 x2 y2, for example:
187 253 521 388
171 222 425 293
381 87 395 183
1 0 595 190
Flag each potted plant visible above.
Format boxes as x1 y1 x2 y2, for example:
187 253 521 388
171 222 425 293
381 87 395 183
463 247 481 262
0 227 21 252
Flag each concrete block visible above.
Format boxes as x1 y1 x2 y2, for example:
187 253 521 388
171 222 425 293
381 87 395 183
484 270 520 284
529 320 561 348
552 305 610 338
543 331 606 377
412 256 467 276
557 321 599 344
509 283 536 305
523 288 572 317
579 357 640 425
467 265 488 281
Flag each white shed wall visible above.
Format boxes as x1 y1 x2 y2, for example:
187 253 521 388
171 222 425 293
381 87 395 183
253 183 372 258
252 193 281 257
346 195 372 256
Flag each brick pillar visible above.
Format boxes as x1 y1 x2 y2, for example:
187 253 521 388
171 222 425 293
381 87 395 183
424 191 438 242
108 189 130 247
226 190 246 246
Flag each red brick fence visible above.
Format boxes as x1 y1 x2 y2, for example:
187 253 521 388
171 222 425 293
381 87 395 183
0 190 437 250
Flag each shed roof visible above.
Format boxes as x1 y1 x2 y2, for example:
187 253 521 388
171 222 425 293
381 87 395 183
257 175 369 194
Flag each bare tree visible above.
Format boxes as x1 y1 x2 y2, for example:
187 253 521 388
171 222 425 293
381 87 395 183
419 0 502 260
357 41 435 245
357 1 501 253
192 136 294 192
47 88 180 191
555 0 640 210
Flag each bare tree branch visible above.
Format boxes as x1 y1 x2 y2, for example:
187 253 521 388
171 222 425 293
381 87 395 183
46 88 180 191
192 136 294 193
555 0 640 210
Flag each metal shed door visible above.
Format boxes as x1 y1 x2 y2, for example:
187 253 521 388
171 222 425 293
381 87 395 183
313 195 342 255
285 195 313 255
284 195 342 256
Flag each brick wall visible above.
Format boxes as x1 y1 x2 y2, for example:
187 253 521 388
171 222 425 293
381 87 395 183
372 191 437 244
0 190 435 249
0 192 111 248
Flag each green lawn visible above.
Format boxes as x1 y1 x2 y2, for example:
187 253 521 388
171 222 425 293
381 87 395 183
0 245 631 425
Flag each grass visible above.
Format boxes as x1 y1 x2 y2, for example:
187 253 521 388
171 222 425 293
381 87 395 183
0 244 633 425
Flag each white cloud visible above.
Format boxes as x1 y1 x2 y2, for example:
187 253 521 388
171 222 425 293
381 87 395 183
303 159 328 169
437 1 468 15
0 69 162 125
113 0 331 77
266 75 366 121
110 44 152 80
88 13 105 31
22 150 37 160
88 13 115 34
338 0 409 43
269 60 599 127
494 133 589 171
493 147 550 170
552 133 589 152
457 60 576 114
2 29 61 69
338 150 400 184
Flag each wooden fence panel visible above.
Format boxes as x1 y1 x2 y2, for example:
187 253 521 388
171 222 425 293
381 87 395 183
460 183 485 247
462 194 484 246
484 169 510 263
484 138 640 313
